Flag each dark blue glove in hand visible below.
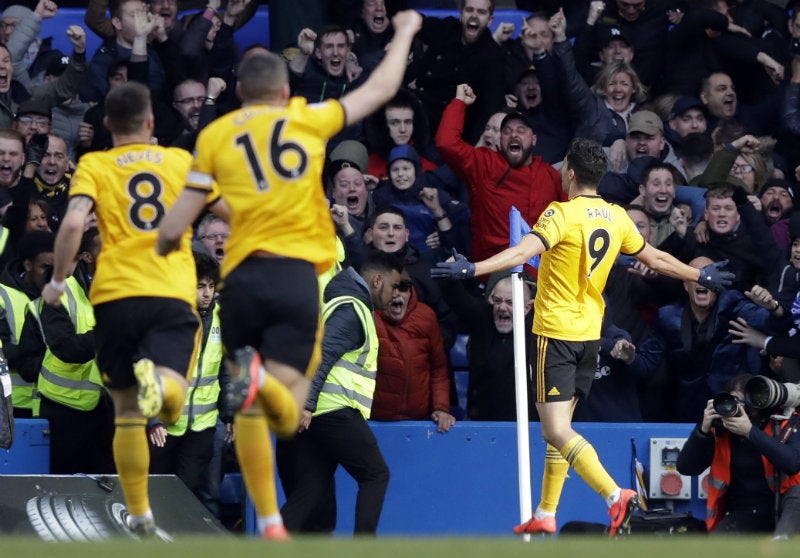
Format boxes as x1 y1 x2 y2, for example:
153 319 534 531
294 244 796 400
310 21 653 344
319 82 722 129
430 250 475 280
697 259 735 292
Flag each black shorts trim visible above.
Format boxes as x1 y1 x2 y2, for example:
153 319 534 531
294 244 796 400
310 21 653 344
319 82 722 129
94 298 200 390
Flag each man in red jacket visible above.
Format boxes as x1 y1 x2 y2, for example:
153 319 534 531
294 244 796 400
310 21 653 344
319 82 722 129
435 83 565 266
371 275 455 433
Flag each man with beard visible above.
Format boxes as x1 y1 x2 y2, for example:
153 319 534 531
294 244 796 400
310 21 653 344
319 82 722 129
617 257 770 423
436 83 564 266
438 268 537 421
759 179 795 249
371 274 455 432
406 0 505 141
168 78 226 150
504 63 572 164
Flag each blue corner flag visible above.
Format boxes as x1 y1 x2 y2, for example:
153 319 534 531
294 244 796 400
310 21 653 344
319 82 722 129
509 206 540 272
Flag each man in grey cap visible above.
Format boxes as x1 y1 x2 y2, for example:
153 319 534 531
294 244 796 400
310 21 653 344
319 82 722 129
609 109 680 173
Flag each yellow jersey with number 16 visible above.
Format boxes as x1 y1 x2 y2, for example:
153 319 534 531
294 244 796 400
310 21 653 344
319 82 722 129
186 97 343 280
531 195 645 341
68 144 197 307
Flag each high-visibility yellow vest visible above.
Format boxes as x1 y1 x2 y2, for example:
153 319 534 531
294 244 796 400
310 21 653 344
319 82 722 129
31 277 103 411
315 294 378 419
0 283 39 414
168 305 222 435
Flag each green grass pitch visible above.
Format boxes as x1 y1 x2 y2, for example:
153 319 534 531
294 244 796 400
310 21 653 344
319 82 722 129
1 535 798 558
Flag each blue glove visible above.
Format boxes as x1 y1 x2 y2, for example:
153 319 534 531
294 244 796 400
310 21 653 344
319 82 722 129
697 259 735 292
430 250 475 280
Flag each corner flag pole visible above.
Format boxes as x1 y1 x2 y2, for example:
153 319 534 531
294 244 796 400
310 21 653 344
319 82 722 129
509 207 535 533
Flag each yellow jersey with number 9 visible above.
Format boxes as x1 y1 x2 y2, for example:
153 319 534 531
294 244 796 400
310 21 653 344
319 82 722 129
531 195 645 341
186 97 343 279
69 144 197 307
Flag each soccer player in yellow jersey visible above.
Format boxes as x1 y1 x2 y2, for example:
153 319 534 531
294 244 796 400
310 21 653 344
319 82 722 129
432 137 735 537
157 10 422 540
42 82 225 539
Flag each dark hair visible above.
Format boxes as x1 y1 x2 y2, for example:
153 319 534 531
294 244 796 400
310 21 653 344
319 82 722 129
565 138 607 186
314 24 352 50
17 230 54 263
368 205 407 229
194 250 220 284
711 119 747 148
365 88 431 159
639 160 675 185
360 250 403 278
676 132 713 166
79 226 100 255
104 81 151 135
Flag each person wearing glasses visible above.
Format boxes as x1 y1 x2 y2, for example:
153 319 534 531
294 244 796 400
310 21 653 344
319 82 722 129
438 268 537 422
371 272 455 432
676 373 800 537
195 213 230 265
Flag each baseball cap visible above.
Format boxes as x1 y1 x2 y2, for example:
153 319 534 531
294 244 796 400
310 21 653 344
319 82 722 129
669 96 706 120
500 111 535 131
598 26 631 48
628 110 663 136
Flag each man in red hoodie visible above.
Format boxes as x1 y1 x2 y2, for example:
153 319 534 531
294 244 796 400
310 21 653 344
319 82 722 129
435 83 565 266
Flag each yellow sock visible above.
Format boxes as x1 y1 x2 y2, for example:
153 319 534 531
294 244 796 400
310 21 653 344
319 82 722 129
560 435 618 499
538 444 570 513
159 376 185 425
234 413 279 517
258 375 300 439
113 417 150 516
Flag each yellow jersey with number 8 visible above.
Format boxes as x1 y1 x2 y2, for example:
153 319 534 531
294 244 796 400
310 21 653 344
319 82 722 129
69 144 196 307
186 97 343 279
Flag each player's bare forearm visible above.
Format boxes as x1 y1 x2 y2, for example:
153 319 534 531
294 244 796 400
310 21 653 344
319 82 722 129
474 234 545 277
53 196 93 281
636 244 700 282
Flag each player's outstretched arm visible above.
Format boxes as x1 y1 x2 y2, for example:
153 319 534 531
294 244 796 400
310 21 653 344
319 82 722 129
339 10 422 127
634 244 735 291
44 195 94 306
431 234 546 279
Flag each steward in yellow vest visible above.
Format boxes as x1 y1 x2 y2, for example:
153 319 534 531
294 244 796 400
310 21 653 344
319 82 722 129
148 251 231 514
277 253 401 534
22 228 114 473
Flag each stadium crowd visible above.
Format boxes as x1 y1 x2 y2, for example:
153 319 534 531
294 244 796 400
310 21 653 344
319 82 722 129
3 0 800 537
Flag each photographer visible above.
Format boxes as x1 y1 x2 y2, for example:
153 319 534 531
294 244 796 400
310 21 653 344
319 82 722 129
676 374 800 537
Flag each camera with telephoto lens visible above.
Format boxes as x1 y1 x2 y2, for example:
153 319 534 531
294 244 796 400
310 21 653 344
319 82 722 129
712 392 743 417
743 376 800 411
